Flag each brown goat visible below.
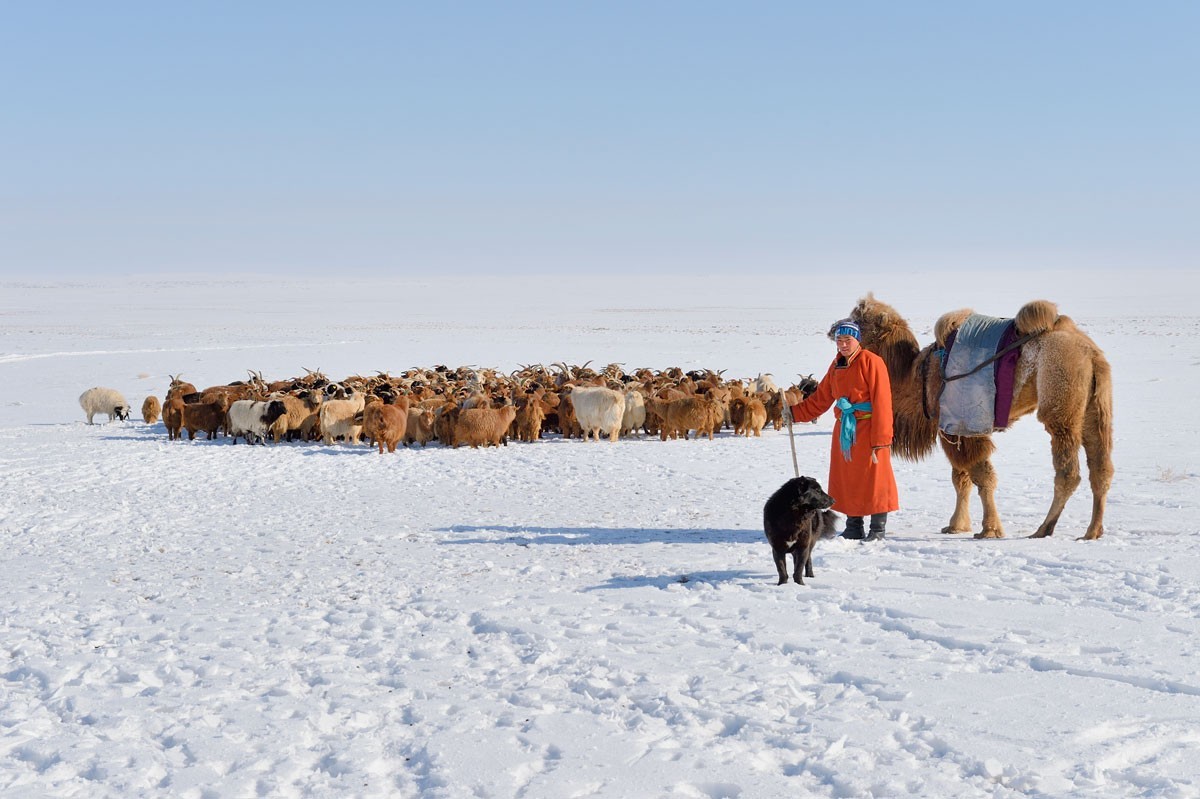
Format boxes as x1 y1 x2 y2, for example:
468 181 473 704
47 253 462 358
514 397 546 442
363 402 409 453
659 396 724 441
293 390 324 441
729 396 748 433
730 396 767 437
556 392 581 439
453 405 517 448
163 396 185 440
762 390 785 431
182 401 225 440
433 403 460 447
269 393 315 443
165 375 197 403
404 407 437 447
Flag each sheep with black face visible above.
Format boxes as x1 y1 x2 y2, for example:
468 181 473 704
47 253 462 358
79 387 130 424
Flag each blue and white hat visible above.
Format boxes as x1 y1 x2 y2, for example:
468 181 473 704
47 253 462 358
831 318 860 340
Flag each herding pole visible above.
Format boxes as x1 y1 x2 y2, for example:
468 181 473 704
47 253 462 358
782 388 799 478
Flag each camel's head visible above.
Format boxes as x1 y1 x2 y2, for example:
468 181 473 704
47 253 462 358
845 293 908 352
844 293 930 388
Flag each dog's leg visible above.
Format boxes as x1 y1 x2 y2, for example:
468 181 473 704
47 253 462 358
787 547 802 585
794 538 814 584
772 548 789 585
802 517 817 580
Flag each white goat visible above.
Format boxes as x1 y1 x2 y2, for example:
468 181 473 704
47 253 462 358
621 389 646 437
320 392 367 445
752 373 779 395
568 386 626 443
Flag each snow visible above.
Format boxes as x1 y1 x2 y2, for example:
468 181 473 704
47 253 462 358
1 270 1198 798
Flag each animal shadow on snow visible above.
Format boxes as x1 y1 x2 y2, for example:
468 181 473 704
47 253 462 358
583 571 761 591
439 524 757 546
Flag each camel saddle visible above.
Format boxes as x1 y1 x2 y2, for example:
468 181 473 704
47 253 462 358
939 314 1022 436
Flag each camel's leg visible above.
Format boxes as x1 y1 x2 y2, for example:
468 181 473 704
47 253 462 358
1031 428 1083 538
971 458 1004 539
1079 407 1114 540
942 466 973 534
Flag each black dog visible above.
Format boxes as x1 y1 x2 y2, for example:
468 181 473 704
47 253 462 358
763 476 837 585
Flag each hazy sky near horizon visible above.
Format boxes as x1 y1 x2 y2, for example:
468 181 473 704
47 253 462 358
2 3 1196 277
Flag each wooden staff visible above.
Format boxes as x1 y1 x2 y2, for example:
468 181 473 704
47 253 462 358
782 388 799 478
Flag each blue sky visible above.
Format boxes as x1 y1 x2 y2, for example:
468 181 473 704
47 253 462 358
2 2 1196 276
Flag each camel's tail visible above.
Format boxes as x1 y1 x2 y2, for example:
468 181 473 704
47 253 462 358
1015 300 1059 336
1091 351 1114 454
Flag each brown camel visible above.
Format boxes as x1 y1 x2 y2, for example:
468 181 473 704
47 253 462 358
848 294 1114 540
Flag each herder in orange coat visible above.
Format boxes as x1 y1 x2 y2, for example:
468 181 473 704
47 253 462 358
790 318 899 540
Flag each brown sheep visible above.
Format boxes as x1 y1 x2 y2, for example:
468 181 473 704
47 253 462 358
453 405 517 449
141 395 161 425
182 401 225 440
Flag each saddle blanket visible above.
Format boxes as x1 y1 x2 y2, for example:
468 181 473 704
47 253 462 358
940 313 1021 436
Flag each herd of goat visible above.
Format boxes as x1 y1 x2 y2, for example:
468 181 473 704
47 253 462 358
80 363 820 452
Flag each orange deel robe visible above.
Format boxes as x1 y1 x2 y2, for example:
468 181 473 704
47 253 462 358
790 348 900 517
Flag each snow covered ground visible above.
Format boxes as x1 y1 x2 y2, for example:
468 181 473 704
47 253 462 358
1 270 1198 798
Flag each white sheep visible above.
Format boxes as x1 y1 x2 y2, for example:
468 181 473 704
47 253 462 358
227 399 288 445
79 387 130 424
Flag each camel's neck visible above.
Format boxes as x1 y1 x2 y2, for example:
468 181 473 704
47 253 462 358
870 331 922 389
857 305 941 461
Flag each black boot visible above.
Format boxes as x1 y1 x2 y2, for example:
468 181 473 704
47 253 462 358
866 512 887 541
842 516 865 540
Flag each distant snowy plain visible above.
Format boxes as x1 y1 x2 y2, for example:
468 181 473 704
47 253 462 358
1 270 1197 798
